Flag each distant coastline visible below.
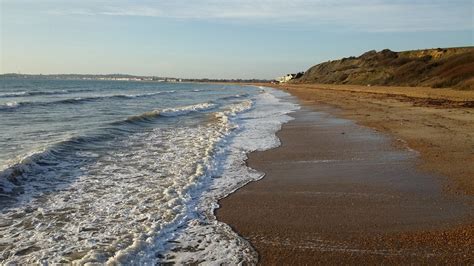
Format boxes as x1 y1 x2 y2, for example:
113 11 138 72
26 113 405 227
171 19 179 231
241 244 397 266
0 73 271 84
5 46 472 89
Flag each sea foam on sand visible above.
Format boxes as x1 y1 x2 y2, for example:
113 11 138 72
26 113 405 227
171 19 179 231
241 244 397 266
152 88 299 264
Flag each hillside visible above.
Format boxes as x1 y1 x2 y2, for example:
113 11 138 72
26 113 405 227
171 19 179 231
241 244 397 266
292 47 474 90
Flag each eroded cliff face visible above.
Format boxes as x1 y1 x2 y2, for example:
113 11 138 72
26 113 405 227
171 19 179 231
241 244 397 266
293 47 474 89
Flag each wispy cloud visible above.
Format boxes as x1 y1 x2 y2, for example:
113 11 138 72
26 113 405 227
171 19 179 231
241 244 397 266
11 0 474 32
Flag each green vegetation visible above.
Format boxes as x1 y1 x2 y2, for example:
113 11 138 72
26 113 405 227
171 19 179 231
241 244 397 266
292 47 474 90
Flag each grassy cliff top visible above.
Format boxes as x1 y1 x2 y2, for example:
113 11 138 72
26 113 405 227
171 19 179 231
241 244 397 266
293 47 474 90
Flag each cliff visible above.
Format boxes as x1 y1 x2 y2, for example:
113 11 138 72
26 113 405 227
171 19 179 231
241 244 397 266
292 47 474 90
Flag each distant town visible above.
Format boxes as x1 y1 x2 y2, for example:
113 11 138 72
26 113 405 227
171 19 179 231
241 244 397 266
0 73 271 84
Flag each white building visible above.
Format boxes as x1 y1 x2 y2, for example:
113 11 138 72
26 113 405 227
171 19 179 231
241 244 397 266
276 74 296 83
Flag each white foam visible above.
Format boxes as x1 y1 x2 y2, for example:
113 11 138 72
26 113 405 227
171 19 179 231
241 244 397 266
1 101 19 109
0 91 27 97
0 87 299 264
155 87 299 264
160 102 216 117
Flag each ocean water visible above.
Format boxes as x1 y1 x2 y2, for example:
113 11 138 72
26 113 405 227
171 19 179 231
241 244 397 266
0 78 298 264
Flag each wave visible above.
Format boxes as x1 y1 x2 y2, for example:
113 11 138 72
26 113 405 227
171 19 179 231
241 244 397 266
0 91 176 111
0 101 217 197
0 91 29 97
219 93 249 101
0 135 101 197
123 102 216 123
161 102 216 116
0 89 95 98
0 96 252 208
0 101 20 109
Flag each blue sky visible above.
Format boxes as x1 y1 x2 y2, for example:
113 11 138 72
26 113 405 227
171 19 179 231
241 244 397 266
1 0 473 79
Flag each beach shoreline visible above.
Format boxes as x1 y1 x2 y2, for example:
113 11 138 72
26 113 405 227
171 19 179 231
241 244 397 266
216 83 474 264
252 83 474 195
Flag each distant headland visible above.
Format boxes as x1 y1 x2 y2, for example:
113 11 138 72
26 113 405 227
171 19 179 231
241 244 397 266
283 47 474 90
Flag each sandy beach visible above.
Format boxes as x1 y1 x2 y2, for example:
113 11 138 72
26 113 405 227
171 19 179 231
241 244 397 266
216 84 474 264
277 84 474 194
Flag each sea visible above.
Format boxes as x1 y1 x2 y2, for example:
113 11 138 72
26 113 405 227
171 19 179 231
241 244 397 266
0 78 298 264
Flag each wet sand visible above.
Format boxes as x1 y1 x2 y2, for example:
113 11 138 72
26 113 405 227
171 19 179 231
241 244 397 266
216 85 474 264
272 84 474 195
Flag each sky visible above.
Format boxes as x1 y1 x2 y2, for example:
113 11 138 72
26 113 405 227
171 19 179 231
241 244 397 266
1 0 473 79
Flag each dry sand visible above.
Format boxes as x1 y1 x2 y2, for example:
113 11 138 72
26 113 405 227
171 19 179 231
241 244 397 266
216 84 474 264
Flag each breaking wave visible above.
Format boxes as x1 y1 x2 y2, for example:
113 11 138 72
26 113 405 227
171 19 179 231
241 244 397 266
0 89 95 98
0 91 176 111
0 101 219 199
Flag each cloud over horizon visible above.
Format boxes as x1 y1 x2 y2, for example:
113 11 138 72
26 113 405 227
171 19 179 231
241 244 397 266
2 0 472 77
36 0 474 32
